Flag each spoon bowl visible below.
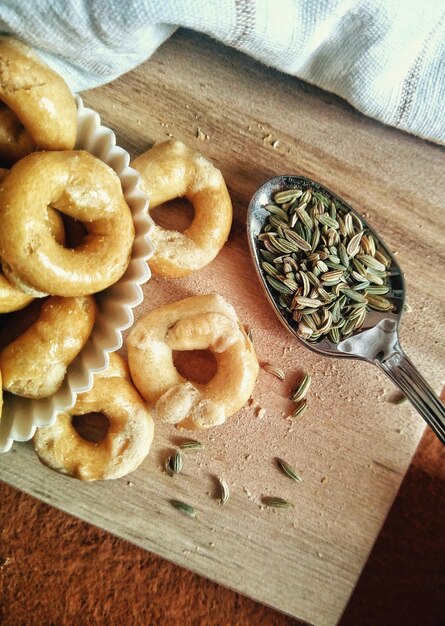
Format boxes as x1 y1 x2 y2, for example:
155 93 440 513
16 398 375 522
247 175 445 444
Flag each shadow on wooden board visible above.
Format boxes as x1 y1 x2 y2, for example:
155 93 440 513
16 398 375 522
340 427 445 626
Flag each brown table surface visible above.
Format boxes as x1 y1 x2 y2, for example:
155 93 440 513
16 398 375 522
1 30 444 626
1 428 444 626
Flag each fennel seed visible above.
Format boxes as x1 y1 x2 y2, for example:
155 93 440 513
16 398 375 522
291 399 308 418
178 440 204 451
262 496 294 508
291 373 311 402
170 499 198 518
165 451 183 475
276 458 303 483
218 478 230 505
263 363 286 380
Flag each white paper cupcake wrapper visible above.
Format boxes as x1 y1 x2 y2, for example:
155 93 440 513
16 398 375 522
0 95 154 452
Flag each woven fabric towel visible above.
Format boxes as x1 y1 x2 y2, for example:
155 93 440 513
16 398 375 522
0 0 444 144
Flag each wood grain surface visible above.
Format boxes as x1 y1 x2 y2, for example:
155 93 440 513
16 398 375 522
1 30 444 626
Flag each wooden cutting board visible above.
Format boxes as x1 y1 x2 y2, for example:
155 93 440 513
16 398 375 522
1 30 444 626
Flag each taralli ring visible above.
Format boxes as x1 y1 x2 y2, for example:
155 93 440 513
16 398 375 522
33 353 154 481
127 294 259 430
0 273 38 313
0 195 66 313
132 140 232 277
0 150 135 297
0 37 77 166
0 296 96 399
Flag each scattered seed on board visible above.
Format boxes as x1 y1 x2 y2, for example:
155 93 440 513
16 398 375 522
261 496 294 508
172 451 183 473
165 451 183 475
170 499 198 518
262 363 285 380
276 458 303 482
178 440 204 451
291 399 308 418
291 373 311 402
218 478 230 505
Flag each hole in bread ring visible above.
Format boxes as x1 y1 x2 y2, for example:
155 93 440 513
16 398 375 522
0 37 77 166
0 104 35 166
131 140 232 277
33 354 154 481
172 349 217 384
150 197 195 233
72 412 110 443
127 294 259 430
0 150 135 296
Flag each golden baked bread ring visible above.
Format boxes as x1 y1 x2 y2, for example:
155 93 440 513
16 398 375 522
0 275 34 313
0 37 77 166
33 353 154 481
0 295 96 398
0 166 32 311
131 140 232 277
0 198 66 313
127 294 258 429
0 150 135 297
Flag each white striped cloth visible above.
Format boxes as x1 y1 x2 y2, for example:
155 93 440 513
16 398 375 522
0 0 444 144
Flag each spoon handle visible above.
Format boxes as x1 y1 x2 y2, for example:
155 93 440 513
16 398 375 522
375 346 445 445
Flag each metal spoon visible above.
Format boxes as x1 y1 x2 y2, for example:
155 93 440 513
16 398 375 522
247 175 445 445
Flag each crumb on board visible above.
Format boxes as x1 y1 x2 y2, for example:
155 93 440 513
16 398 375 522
196 127 209 141
249 397 260 411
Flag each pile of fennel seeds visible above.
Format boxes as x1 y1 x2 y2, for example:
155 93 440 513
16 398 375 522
257 186 393 343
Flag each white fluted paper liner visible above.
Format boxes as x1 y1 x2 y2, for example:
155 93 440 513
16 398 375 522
0 95 154 452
